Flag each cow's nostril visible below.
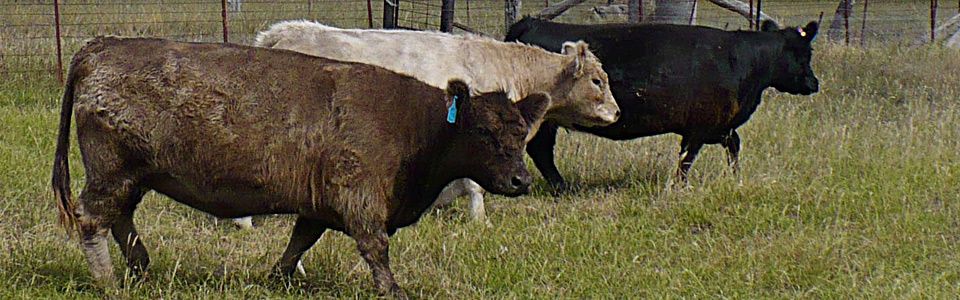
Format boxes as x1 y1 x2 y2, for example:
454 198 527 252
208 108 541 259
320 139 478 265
614 110 621 118
511 176 524 188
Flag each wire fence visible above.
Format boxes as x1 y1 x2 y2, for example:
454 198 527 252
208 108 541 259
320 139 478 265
2 0 958 85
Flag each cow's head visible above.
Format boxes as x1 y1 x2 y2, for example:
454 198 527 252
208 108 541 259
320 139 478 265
764 20 820 95
552 41 620 128
442 80 550 197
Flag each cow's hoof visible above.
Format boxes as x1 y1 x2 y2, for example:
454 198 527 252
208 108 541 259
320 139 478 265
386 286 409 300
268 265 297 280
548 182 571 196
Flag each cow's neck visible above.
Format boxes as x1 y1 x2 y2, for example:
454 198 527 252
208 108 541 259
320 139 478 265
740 35 784 98
483 46 571 103
386 122 462 229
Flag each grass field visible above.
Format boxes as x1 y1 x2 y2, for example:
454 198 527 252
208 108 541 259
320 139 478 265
2 1 960 299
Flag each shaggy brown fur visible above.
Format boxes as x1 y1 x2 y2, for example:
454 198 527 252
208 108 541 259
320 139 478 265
52 37 549 298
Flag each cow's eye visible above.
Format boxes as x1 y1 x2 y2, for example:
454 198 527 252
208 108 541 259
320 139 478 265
592 78 602 86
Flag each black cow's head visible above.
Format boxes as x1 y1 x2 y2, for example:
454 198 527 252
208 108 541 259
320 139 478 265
442 80 550 197
763 20 820 95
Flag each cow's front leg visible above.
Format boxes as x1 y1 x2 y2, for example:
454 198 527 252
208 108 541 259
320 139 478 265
273 216 327 277
722 130 741 174
353 226 406 299
527 122 567 194
676 136 704 184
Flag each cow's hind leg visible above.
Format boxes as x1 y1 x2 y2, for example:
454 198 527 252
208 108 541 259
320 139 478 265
676 136 704 183
527 122 568 194
75 128 146 287
722 130 741 174
273 216 327 277
77 177 139 288
110 187 150 279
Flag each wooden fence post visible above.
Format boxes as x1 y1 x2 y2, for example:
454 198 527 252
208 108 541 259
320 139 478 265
844 0 850 45
748 0 753 30
441 0 455 32
860 0 868 47
53 0 64 83
384 0 398 29
367 0 374 28
505 0 520 33
221 0 229 43
629 0 640 23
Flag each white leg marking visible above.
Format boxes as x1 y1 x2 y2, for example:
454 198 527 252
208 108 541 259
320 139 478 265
232 217 254 229
465 180 487 221
296 259 306 276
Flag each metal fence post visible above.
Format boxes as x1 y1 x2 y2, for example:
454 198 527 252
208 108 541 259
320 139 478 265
748 0 754 30
688 0 697 25
639 0 643 23
221 0 229 43
53 0 64 83
384 0 398 29
931 0 938 42
755 0 761 31
441 0 455 32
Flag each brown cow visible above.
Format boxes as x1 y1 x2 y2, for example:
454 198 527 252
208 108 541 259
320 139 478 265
51 37 549 298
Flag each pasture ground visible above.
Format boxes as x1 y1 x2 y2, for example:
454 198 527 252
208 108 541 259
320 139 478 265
2 2 960 298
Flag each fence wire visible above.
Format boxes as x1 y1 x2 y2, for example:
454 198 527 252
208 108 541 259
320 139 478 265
1 0 958 84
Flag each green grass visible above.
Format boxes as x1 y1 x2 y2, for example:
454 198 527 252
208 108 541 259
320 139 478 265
3 1 960 299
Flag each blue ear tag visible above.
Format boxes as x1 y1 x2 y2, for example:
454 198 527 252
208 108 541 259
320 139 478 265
446 95 458 124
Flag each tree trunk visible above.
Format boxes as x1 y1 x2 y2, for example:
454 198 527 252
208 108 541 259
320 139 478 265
914 13 960 45
947 27 960 48
505 0 521 33
651 0 696 24
828 0 854 42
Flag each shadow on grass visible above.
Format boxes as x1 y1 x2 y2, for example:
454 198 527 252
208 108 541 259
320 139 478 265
10 251 398 298
528 165 672 199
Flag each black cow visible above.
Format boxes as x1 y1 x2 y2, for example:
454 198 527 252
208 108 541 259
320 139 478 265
506 18 820 190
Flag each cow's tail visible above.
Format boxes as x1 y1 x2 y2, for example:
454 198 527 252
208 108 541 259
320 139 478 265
52 43 90 237
504 16 536 42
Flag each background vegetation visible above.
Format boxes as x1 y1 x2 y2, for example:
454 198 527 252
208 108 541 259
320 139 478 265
1 0 959 298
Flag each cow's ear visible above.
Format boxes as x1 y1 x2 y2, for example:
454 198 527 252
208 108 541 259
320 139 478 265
515 92 551 130
445 79 471 126
760 20 779 32
802 21 819 41
561 40 589 77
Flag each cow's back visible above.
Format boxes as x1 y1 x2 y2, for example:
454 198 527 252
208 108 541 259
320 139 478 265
258 21 477 91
